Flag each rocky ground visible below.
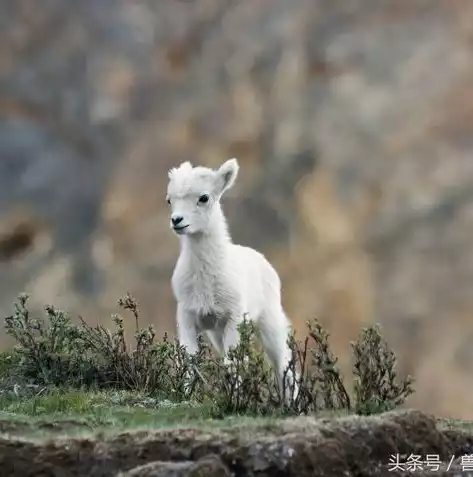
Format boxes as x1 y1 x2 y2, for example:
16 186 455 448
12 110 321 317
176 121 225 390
0 410 472 476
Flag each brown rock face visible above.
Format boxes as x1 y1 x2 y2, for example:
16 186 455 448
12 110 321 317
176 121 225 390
2 0 473 418
117 455 231 477
1 410 473 477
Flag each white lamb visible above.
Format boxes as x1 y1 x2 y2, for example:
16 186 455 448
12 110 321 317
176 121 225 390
166 158 297 400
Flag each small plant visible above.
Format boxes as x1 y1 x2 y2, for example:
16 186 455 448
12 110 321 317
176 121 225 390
2 293 415 418
280 319 351 415
76 293 164 392
199 317 276 417
4 294 99 386
351 324 414 415
161 333 211 401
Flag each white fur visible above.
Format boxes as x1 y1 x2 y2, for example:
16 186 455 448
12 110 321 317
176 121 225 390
167 158 297 398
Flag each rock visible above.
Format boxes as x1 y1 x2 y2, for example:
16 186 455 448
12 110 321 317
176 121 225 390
117 455 230 477
0 410 472 476
2 0 473 418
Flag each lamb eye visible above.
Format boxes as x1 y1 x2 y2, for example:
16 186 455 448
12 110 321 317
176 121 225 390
198 194 209 204
166 197 171 205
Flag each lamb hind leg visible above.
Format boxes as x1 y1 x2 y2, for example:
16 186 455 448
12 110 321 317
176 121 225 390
258 307 299 405
205 329 224 356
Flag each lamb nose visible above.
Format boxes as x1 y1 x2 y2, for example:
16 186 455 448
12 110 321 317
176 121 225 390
172 216 183 226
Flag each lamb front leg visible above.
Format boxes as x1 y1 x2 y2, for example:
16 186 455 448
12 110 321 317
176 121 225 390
221 320 247 391
176 303 199 354
175 303 199 396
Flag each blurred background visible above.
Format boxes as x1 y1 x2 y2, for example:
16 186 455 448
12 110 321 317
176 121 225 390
1 0 473 419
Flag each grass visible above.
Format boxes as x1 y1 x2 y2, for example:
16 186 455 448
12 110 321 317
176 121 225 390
0 388 347 440
437 417 473 433
0 389 214 438
0 292 415 440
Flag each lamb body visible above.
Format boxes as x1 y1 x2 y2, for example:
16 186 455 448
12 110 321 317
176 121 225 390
167 158 296 395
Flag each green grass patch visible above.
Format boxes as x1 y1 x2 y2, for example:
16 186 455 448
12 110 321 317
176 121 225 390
0 388 309 439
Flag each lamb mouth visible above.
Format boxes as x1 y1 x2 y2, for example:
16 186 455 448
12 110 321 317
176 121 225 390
173 224 189 232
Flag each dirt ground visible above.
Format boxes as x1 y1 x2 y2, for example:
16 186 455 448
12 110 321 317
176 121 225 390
0 410 472 477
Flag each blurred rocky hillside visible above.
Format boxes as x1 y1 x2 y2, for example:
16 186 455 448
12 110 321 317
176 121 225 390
2 0 473 418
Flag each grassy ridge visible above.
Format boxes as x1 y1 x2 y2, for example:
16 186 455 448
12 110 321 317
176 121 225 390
0 293 414 430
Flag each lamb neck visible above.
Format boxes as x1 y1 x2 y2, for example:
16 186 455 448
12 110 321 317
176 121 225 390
179 208 231 265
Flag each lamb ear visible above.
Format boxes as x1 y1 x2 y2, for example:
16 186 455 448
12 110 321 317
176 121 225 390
215 158 239 194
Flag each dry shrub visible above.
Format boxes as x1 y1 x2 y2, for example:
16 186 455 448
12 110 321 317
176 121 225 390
2 293 414 417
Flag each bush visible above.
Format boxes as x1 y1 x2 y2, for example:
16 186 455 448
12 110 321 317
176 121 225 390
2 293 414 417
351 325 414 415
